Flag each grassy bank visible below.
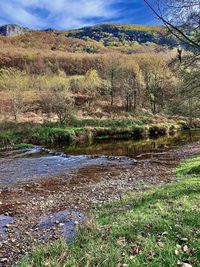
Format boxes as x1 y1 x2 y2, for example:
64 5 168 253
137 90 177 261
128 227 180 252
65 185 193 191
0 119 183 147
18 155 200 267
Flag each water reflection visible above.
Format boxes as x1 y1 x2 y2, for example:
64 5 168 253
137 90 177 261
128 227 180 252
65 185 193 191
63 131 200 157
0 131 199 187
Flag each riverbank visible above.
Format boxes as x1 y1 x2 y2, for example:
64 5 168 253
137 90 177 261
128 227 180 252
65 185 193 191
18 152 200 267
0 136 200 266
0 118 184 147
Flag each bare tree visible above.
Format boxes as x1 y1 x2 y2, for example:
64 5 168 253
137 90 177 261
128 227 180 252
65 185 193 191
0 68 29 121
40 85 74 125
143 0 200 51
103 54 122 106
118 61 143 112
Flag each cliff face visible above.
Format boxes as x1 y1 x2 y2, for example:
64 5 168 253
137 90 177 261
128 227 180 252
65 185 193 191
0 24 28 36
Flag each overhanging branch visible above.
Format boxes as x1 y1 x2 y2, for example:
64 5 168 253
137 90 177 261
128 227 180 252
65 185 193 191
143 0 200 49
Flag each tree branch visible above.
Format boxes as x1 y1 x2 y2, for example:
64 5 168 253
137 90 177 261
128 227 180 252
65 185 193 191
143 0 200 49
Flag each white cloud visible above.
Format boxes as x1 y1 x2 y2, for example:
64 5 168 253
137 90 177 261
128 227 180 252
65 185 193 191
0 0 121 29
0 0 46 28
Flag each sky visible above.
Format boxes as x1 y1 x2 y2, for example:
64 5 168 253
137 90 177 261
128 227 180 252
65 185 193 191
0 0 159 30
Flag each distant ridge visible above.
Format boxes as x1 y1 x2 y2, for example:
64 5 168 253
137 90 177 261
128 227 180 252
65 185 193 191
66 23 175 47
0 23 176 48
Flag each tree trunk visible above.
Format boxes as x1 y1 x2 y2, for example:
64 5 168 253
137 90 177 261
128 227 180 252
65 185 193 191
133 90 137 111
126 95 129 112
188 97 193 139
153 100 156 114
110 90 114 106
110 70 114 106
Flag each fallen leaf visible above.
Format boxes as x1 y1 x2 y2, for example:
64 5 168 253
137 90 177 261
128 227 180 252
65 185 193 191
158 241 164 248
183 245 189 253
180 237 188 242
175 249 179 255
189 248 196 256
131 244 141 255
147 251 155 261
181 263 192 267
162 231 168 236
117 237 126 246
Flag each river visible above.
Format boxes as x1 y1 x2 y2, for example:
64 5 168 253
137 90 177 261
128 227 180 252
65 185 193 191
0 130 200 265
0 130 199 188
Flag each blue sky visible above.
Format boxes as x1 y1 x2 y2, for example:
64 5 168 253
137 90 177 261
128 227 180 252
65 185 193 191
0 0 159 29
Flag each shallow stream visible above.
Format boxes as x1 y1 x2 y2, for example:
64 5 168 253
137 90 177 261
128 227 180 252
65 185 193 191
0 131 200 188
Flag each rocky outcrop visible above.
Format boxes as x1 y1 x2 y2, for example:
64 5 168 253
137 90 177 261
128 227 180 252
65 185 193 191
0 24 28 37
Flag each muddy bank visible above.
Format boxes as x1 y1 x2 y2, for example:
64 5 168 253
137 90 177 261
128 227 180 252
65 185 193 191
0 138 200 266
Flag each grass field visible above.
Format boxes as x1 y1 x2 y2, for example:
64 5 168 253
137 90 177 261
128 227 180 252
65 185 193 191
18 155 200 267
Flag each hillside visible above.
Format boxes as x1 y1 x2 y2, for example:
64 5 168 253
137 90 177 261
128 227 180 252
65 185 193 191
0 23 176 52
1 22 191 125
66 24 176 47
0 23 176 75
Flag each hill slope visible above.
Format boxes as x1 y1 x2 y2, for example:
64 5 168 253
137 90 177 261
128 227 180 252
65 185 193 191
0 23 176 75
66 24 175 47
0 23 176 49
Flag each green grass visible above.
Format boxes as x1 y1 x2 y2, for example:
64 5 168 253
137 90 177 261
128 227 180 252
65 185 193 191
176 156 200 176
18 155 200 267
66 117 149 128
0 119 182 147
0 130 23 145
13 143 34 149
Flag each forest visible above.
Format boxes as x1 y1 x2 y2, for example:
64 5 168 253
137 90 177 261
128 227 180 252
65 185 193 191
0 25 199 129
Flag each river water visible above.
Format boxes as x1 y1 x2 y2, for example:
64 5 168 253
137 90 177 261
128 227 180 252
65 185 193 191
0 130 200 188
